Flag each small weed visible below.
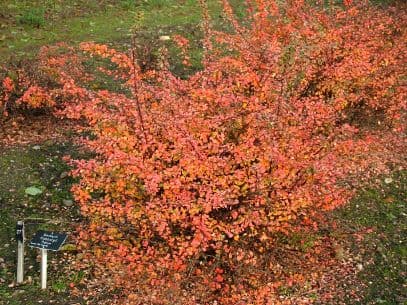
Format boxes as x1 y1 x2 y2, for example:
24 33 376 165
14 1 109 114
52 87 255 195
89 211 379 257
70 270 85 284
120 0 137 10
52 280 67 293
278 284 299 297
277 231 319 253
18 7 46 28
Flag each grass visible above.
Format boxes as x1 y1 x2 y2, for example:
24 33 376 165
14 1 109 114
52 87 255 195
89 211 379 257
335 171 406 305
0 0 245 65
17 8 46 28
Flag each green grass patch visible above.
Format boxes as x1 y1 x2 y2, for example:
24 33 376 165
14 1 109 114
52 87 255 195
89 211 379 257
17 7 46 28
0 0 246 67
336 171 406 304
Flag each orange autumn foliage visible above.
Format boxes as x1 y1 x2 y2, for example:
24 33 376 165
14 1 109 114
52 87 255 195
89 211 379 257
62 1 405 303
0 73 55 114
17 85 55 108
0 43 89 117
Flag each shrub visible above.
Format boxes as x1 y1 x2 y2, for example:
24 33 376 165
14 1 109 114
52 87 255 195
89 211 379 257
0 70 55 117
0 43 89 118
50 0 407 303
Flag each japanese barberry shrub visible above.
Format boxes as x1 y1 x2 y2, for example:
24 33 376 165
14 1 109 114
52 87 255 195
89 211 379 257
39 0 406 303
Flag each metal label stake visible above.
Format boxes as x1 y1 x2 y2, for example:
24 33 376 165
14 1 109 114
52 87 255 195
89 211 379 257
16 221 25 284
40 249 48 289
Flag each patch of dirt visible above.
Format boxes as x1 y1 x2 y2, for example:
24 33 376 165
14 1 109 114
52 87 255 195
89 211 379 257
0 115 77 147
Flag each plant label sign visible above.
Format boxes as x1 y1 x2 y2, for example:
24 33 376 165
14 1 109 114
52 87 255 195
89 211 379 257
29 230 68 251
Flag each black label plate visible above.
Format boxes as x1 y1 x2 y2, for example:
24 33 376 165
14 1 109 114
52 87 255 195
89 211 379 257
29 230 68 251
16 222 24 243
